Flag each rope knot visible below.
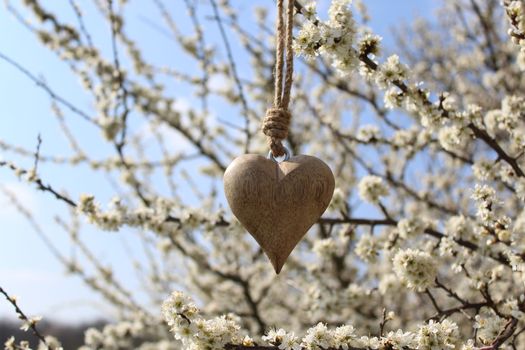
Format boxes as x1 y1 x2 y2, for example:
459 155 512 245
261 0 294 158
263 108 291 157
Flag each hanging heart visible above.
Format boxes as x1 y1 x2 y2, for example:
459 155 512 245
223 0 335 273
224 153 335 273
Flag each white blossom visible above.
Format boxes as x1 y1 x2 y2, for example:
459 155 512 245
313 238 337 257
356 124 381 142
354 234 379 262
392 249 437 291
375 55 408 88
474 314 508 346
416 320 459 349
263 329 301 350
358 175 389 203
301 323 332 350
471 184 499 225
445 215 475 240
438 125 469 152
397 217 428 239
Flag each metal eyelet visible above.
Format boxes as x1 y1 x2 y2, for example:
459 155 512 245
268 147 291 163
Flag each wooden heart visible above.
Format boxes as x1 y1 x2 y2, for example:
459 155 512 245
223 154 335 273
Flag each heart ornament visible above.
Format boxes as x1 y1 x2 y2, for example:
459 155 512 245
224 154 335 273
224 0 334 273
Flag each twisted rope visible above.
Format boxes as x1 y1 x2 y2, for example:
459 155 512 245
262 0 295 157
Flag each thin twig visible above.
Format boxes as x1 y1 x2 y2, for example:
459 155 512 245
32 134 42 174
0 52 96 124
0 286 51 349
209 0 252 153
107 0 131 152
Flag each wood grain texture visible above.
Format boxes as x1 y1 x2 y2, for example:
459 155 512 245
223 154 335 273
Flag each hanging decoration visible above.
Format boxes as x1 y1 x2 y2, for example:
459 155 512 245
223 0 335 273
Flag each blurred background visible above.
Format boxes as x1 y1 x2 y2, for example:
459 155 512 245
0 0 435 347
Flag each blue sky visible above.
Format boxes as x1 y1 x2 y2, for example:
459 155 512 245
0 0 436 323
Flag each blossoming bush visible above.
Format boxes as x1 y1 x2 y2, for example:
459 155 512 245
2 0 525 349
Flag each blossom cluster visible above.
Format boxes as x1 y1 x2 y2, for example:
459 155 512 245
392 249 437 291
76 194 220 234
357 175 389 204
162 291 465 350
4 336 63 350
504 0 525 52
162 291 243 350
